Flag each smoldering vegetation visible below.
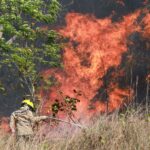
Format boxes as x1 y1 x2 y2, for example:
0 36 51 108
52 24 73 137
1 108 150 150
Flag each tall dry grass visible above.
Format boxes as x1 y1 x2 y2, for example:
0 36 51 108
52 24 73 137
1 108 150 150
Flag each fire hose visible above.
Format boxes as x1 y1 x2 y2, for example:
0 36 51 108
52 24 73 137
47 116 86 129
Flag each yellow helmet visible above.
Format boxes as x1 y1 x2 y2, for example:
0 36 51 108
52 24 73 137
22 99 34 109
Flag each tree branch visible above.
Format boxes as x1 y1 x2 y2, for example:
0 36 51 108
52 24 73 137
6 35 17 44
0 25 3 39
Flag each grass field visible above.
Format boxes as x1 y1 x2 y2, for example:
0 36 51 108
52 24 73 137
0 107 150 150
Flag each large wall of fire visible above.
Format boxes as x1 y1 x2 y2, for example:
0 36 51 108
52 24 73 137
40 0 150 118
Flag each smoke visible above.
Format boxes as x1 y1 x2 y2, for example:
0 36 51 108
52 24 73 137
60 0 147 19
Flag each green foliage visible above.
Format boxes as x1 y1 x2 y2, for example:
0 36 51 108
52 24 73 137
0 0 62 97
52 94 80 118
40 75 58 91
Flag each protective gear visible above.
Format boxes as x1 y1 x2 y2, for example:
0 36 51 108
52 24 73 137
22 99 34 109
10 105 48 136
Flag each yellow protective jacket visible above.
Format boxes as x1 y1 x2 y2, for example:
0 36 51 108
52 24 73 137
10 106 47 136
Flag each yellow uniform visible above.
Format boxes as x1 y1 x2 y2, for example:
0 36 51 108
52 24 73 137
10 105 47 136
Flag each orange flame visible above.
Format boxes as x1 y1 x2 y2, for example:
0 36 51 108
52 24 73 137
0 117 10 133
141 12 150 39
40 9 148 119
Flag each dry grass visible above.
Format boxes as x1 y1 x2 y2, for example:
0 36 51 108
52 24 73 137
1 108 150 150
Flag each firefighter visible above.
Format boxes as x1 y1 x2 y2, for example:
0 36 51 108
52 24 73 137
9 99 48 141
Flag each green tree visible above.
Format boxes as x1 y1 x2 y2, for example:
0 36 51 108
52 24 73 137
0 0 62 100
